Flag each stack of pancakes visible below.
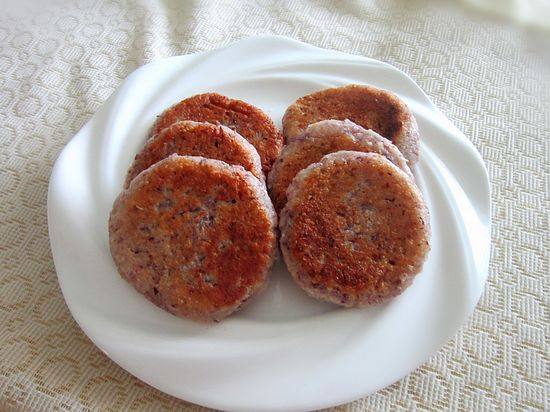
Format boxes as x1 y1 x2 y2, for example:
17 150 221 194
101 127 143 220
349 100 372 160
109 85 430 322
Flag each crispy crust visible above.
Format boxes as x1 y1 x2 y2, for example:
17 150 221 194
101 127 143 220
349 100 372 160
282 84 420 164
151 93 284 173
268 119 413 213
109 155 277 322
280 151 430 307
125 120 264 188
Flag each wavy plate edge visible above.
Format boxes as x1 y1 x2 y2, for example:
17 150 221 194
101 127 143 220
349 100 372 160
48 35 491 411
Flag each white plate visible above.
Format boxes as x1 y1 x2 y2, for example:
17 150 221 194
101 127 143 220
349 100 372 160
48 35 491 411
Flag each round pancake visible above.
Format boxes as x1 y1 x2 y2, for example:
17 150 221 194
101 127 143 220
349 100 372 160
280 151 430 307
125 120 263 188
109 155 277 322
282 84 420 164
268 119 412 213
151 93 283 173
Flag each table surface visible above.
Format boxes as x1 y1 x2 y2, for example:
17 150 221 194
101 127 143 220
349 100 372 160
0 0 548 410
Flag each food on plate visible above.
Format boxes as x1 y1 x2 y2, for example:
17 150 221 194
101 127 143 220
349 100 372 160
109 155 277 322
282 84 420 164
108 83 430 321
268 119 412 213
279 151 430 307
151 92 283 173
125 120 263 188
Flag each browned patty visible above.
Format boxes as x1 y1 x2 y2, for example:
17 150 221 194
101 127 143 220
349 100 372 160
125 120 263 188
280 151 430 307
282 84 420 164
109 155 277 322
268 119 412 213
151 93 284 173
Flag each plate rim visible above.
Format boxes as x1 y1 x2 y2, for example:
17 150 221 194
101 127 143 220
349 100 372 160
48 34 491 411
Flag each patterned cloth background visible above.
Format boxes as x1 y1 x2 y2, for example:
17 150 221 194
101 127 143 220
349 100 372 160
0 0 548 410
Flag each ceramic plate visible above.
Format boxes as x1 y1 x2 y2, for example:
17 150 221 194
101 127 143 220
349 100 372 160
48 35 491 411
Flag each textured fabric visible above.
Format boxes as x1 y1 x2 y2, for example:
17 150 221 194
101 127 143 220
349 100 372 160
463 0 550 30
1 0 549 410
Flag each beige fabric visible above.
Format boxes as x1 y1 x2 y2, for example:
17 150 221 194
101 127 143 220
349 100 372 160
1 0 548 410
463 0 550 30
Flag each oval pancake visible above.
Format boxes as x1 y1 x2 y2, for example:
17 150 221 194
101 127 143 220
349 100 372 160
109 155 277 322
152 93 283 173
280 151 430 307
282 84 420 164
268 119 412 213
125 120 263 188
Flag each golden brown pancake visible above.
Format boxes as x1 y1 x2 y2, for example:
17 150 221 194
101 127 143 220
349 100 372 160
125 120 263 188
109 155 277 322
280 151 430 307
152 93 283 173
268 119 412 213
282 84 420 164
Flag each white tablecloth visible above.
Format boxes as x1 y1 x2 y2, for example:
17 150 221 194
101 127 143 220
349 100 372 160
1 0 548 410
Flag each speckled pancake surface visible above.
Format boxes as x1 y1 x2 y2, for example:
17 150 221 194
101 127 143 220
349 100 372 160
109 155 277 322
152 93 283 173
125 120 263 188
282 84 420 164
268 119 412 213
280 151 430 307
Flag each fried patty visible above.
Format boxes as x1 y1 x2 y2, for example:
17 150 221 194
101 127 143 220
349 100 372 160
109 155 277 322
282 84 420 164
268 119 412 213
151 93 283 173
280 151 430 307
125 121 263 188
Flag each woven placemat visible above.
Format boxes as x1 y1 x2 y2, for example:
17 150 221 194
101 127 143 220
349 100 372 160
0 0 548 410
